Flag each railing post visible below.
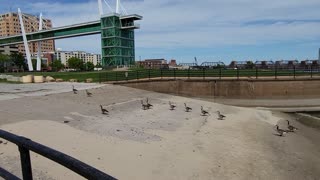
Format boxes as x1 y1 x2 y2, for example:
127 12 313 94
136 70 139 80
19 146 33 180
275 66 278 79
148 69 151 80
115 71 118 81
311 66 313 78
174 69 176 80
203 68 205 80
237 68 239 80
105 72 108 82
188 68 190 80
160 69 163 79
99 72 101 83
219 67 222 80
293 66 296 79
255 67 258 79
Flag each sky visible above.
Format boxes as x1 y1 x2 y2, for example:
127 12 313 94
1 0 320 64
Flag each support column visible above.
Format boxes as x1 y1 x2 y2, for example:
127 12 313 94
98 0 103 16
18 8 33 71
36 13 43 71
116 0 120 13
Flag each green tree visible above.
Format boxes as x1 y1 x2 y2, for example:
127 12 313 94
51 60 65 72
84 61 95 71
246 61 255 69
32 59 37 69
67 57 83 71
0 53 10 72
11 52 26 70
95 63 102 68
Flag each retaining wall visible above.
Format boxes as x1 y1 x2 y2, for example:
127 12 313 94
117 79 320 99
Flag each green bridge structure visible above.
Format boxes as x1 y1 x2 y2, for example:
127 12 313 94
0 13 142 67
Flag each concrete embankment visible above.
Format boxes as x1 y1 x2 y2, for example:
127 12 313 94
117 79 320 99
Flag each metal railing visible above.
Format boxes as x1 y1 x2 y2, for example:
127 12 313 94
98 66 320 82
0 129 117 180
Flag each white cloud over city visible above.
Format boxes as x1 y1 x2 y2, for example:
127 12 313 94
2 0 320 61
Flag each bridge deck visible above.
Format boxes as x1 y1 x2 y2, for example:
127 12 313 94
0 20 101 46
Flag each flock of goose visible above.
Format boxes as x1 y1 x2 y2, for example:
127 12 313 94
72 86 227 120
72 86 299 136
275 120 298 136
142 99 226 120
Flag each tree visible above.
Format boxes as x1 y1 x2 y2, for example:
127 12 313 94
246 61 255 69
0 53 10 72
84 61 95 71
51 60 65 72
95 63 102 68
32 59 37 69
11 52 26 70
67 57 83 71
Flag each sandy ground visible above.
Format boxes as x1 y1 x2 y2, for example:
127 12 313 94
0 83 320 180
0 82 105 101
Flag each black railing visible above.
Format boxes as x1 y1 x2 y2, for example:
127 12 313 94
0 129 117 180
97 66 320 82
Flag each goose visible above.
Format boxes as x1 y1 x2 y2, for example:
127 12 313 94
169 101 176 110
72 85 78 94
184 103 192 112
201 106 209 116
86 90 92 97
275 125 287 136
141 100 149 110
217 111 226 120
100 105 109 114
146 98 153 108
286 120 298 132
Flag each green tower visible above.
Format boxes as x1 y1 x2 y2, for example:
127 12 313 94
100 13 142 67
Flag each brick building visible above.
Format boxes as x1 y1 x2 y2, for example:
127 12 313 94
0 12 55 56
137 59 168 69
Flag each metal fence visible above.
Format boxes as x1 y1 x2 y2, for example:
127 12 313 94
98 67 320 82
0 129 117 180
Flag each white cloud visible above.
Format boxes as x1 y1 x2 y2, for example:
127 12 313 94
10 0 320 58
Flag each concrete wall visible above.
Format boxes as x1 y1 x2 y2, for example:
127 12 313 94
118 79 320 99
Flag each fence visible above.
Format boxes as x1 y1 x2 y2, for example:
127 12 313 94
98 67 320 82
0 129 117 180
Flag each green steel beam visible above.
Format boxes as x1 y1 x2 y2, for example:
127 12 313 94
0 20 101 46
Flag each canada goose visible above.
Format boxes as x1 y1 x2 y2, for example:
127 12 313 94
86 90 92 97
141 100 149 110
146 98 153 108
275 125 287 136
72 85 78 94
100 105 109 114
217 111 226 120
286 120 298 132
169 101 176 110
201 106 209 116
184 103 192 112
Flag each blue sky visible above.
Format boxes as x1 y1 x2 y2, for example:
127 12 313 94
1 0 320 63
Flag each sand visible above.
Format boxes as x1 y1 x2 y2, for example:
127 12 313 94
0 83 320 180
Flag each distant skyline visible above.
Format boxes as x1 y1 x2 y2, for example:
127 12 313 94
1 0 320 64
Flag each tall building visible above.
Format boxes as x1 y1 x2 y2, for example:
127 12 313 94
0 12 55 55
55 50 102 67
